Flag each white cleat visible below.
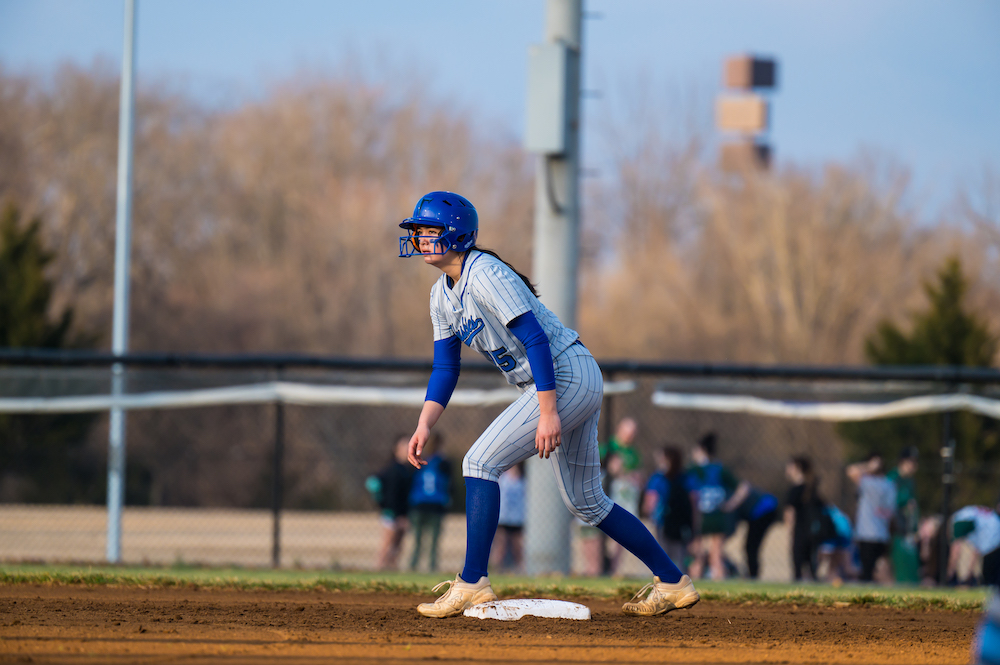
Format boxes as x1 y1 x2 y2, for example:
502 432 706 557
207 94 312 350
417 575 498 618
622 575 700 616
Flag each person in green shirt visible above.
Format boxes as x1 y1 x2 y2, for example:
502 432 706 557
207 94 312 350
581 418 643 575
599 417 642 472
887 446 920 583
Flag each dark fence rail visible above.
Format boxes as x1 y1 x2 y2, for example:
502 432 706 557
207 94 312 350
3 348 1000 384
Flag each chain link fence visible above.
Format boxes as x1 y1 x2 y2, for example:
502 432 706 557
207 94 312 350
2 357 998 584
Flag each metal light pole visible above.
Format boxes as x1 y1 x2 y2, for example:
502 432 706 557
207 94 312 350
523 0 582 575
107 0 137 563
938 411 956 585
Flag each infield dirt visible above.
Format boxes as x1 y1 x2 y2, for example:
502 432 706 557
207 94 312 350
0 584 980 664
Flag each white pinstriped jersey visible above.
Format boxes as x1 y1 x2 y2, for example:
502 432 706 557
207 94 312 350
430 250 579 386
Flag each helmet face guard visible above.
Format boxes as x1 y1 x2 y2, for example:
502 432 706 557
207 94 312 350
398 230 450 257
398 191 478 258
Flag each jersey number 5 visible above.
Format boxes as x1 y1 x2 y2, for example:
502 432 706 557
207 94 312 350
489 347 516 371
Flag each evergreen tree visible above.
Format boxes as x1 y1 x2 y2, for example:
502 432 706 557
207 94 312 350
839 257 999 510
0 202 101 503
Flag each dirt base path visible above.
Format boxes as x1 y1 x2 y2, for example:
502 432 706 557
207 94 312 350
0 585 980 664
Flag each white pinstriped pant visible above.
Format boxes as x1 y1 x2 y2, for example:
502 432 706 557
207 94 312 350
462 343 614 526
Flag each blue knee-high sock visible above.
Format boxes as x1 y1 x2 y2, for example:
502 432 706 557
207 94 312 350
461 477 500 583
597 503 684 583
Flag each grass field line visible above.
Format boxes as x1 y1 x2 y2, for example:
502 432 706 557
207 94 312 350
0 563 989 611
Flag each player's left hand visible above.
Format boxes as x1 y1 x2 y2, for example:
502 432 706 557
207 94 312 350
535 409 562 459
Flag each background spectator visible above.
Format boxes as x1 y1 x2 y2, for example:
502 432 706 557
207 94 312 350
723 479 779 579
605 417 645 529
818 504 858 584
643 445 693 570
492 463 525 573
916 515 944 586
408 432 452 572
848 453 897 583
642 447 670 532
600 417 642 471
581 418 644 576
947 503 1000 587
687 433 739 580
367 435 413 571
785 455 827 581
605 451 642 575
887 446 921 584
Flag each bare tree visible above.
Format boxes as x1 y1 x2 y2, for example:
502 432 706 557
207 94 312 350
3 62 997 508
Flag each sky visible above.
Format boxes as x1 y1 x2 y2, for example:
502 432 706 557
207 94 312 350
2 0 999 218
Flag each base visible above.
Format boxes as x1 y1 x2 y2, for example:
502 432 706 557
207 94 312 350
463 599 591 621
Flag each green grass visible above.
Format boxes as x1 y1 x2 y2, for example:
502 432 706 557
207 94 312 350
0 563 988 611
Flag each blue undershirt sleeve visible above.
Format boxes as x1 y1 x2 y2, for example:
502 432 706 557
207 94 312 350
507 311 556 392
425 335 461 407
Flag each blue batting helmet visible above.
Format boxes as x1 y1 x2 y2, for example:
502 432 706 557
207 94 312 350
398 191 478 257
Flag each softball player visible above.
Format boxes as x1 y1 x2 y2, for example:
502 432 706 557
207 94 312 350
399 190 699 618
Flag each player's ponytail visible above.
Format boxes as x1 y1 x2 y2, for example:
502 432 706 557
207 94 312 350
469 246 539 297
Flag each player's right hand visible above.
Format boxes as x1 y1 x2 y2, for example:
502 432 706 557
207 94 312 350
407 425 431 468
